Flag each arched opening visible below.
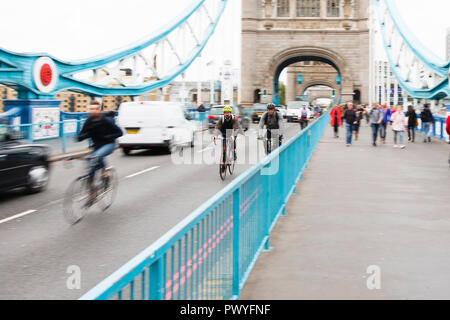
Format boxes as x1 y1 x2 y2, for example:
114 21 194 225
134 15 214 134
353 89 361 104
303 84 335 107
276 61 341 106
254 89 261 103
268 47 347 106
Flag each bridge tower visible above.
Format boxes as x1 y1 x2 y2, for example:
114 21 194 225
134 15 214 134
241 0 370 106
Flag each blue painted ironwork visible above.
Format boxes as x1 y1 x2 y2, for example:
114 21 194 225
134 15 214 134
79 112 330 300
375 0 450 99
0 110 208 155
0 0 228 98
415 114 449 142
0 119 86 154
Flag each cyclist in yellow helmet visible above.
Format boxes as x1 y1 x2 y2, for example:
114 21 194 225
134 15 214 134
213 106 242 160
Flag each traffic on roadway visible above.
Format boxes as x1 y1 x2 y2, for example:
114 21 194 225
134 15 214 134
0 101 320 299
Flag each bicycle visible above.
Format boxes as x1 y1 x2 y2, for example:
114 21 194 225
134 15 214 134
63 156 118 224
259 130 282 155
214 136 236 181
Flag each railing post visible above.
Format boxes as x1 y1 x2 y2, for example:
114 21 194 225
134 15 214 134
432 117 436 137
62 121 67 154
28 124 33 144
232 188 240 299
264 166 272 248
149 258 164 300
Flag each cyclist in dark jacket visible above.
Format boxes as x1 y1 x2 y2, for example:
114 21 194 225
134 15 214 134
78 101 123 181
258 103 284 147
213 106 242 161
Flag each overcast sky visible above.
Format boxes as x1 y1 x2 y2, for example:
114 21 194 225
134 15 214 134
0 0 448 80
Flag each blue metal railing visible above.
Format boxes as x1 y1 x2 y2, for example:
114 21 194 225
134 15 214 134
0 111 212 155
79 112 330 300
415 114 449 142
0 119 86 154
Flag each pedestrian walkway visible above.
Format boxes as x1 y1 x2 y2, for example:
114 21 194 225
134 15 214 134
241 123 450 300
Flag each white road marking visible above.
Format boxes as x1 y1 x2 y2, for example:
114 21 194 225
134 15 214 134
198 146 214 153
125 166 160 179
0 210 37 225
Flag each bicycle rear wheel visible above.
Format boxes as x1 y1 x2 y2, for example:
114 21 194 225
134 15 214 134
63 176 90 224
266 139 272 155
97 167 118 212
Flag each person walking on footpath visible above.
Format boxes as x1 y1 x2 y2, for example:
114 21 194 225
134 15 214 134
364 104 371 125
379 104 392 144
391 105 407 149
330 104 342 138
446 114 450 142
343 102 357 147
369 103 384 147
445 114 450 165
405 105 417 143
420 104 434 143
353 104 364 141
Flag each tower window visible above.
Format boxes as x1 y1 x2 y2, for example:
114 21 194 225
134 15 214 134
327 0 340 17
277 0 290 17
296 0 321 17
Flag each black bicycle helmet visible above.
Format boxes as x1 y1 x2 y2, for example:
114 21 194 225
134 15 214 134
267 103 275 110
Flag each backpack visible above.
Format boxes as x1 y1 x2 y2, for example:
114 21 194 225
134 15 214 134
263 111 280 125
420 110 429 122
220 114 237 124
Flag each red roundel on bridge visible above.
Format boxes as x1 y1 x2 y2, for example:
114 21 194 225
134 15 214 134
40 63 53 86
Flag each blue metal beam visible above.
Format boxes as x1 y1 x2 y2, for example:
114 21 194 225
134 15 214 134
0 0 228 97
376 0 450 99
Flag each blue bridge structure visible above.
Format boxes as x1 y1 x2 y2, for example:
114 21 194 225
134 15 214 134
0 0 449 300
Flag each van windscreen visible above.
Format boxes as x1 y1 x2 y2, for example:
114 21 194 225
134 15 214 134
120 105 182 126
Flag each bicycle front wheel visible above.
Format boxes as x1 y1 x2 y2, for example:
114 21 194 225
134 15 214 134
219 152 227 181
97 167 118 212
63 176 90 224
228 146 235 175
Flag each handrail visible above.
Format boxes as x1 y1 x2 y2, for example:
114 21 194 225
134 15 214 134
79 112 331 300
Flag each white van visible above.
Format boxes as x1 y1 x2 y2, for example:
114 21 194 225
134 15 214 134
286 101 309 122
117 101 196 155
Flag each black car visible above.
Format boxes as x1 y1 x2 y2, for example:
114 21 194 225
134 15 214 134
251 104 267 123
0 118 51 193
208 105 249 133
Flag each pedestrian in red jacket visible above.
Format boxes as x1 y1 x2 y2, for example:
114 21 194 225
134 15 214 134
446 115 450 165
330 105 342 138
446 115 450 137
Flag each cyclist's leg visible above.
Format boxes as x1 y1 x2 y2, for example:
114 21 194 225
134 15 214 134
233 136 237 160
266 129 272 153
94 143 115 175
222 136 227 165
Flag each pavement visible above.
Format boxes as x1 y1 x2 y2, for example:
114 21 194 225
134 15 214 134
241 122 450 300
0 121 302 299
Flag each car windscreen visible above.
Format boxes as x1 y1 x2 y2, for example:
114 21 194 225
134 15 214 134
210 108 225 116
287 102 304 109
119 105 183 126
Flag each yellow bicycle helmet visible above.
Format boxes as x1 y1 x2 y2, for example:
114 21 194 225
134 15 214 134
222 106 233 113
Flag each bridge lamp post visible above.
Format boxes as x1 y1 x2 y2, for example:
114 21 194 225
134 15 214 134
207 60 215 105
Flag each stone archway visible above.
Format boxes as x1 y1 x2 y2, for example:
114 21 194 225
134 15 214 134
267 46 352 105
241 0 369 107
300 80 341 103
